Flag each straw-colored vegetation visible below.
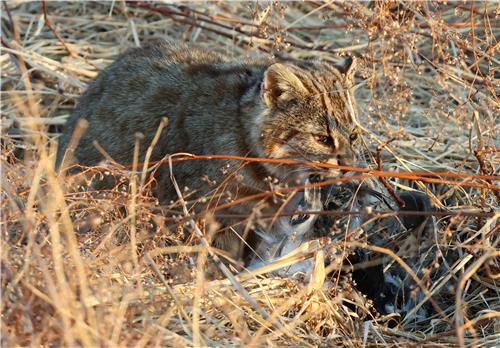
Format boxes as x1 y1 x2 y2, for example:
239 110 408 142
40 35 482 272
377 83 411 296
1 1 498 347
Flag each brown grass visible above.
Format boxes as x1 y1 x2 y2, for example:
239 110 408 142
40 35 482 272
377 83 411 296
1 1 499 347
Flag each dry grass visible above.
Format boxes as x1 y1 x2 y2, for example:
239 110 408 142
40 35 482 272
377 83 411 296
1 1 499 347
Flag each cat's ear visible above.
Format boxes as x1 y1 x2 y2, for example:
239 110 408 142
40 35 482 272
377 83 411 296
262 63 308 108
335 56 356 81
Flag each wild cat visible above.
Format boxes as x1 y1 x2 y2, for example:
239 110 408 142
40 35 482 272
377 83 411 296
56 40 361 261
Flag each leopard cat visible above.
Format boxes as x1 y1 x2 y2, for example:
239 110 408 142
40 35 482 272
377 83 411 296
56 40 361 262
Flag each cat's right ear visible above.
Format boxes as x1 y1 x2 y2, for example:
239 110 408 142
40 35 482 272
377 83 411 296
262 63 308 108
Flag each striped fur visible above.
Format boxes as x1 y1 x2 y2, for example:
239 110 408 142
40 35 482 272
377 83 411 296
259 57 360 181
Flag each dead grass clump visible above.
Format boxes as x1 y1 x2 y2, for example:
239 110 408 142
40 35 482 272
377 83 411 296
1 1 499 347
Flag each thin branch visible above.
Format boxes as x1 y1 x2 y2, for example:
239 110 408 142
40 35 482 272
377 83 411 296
40 0 78 57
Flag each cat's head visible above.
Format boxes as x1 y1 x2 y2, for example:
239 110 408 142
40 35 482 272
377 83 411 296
257 57 361 183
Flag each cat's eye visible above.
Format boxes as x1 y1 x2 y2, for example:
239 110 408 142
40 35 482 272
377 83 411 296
314 134 334 147
349 132 359 143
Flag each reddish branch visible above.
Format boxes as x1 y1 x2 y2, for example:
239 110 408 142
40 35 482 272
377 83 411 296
40 0 77 57
376 142 406 208
58 154 498 199
130 154 500 183
205 173 498 214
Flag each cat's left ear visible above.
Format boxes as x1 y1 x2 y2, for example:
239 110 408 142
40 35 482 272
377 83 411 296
335 56 356 81
262 63 309 108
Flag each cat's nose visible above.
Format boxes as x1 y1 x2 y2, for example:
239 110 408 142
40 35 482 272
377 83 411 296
337 147 357 166
325 157 341 176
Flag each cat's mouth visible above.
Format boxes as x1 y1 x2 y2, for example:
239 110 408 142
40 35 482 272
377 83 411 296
308 161 361 187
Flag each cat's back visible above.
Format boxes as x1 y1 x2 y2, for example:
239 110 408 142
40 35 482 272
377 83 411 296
104 40 230 83
56 41 248 167
64 40 232 118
